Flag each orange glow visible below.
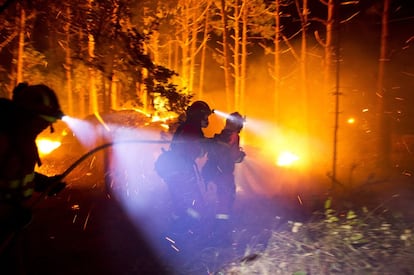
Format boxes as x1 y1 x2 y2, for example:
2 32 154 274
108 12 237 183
36 138 61 156
277 151 299 167
347 117 355 124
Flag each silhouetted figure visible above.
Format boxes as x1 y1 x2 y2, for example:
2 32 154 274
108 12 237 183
202 112 246 244
155 101 212 237
0 82 66 273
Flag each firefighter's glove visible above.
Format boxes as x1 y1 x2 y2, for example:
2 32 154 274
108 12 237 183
47 181 66 196
34 173 66 195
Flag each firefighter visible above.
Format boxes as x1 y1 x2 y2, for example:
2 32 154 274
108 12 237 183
202 112 246 244
159 100 212 235
0 82 66 264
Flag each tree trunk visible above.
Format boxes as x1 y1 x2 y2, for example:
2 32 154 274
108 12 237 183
199 7 210 99
324 0 334 95
233 0 241 111
326 0 336 168
64 5 74 115
240 1 248 114
198 4 211 99
273 0 281 122
295 0 309 160
109 0 121 111
16 5 25 85
377 0 391 171
189 6 197 93
220 0 232 111
87 0 98 115
180 1 190 92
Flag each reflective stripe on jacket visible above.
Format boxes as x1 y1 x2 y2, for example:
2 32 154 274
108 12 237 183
0 172 35 201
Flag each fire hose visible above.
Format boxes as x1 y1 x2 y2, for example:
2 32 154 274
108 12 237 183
31 139 172 208
1 139 171 256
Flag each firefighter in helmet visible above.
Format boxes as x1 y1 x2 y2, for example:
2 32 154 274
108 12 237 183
202 111 246 244
0 82 66 260
160 100 212 235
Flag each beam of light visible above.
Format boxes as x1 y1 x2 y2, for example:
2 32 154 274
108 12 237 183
240 116 279 138
212 113 306 169
63 116 176 261
59 111 315 272
104 125 180 265
62 116 102 148
233 115 313 170
212 109 231 119
60 114 209 271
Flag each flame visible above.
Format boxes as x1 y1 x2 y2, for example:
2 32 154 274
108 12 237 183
36 138 61 156
276 151 299 167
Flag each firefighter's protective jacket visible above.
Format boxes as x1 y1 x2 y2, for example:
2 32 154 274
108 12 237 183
0 134 39 201
202 129 246 183
0 98 52 203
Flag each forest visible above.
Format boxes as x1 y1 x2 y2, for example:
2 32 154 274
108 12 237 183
1 1 414 273
1 0 414 178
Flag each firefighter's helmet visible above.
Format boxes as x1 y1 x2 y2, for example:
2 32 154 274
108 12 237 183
12 82 64 122
186 101 212 120
225 112 245 132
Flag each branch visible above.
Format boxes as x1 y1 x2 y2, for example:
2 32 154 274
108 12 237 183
0 31 17 50
319 0 328 6
294 0 304 23
314 30 326 47
340 11 360 24
281 34 300 61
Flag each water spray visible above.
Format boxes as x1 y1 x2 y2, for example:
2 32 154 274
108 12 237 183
31 139 172 208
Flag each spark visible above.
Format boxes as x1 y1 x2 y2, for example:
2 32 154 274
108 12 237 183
83 208 92 230
89 157 96 169
165 236 175 244
171 244 180 252
297 195 303 205
73 214 77 224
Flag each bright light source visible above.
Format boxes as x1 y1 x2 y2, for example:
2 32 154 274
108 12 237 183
212 109 230 119
347 117 355 124
276 151 299 167
36 138 61 155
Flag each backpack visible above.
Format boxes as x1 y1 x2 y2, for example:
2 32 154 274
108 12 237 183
154 148 189 180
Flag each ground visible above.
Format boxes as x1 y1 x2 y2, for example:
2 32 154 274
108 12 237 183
2 145 414 275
